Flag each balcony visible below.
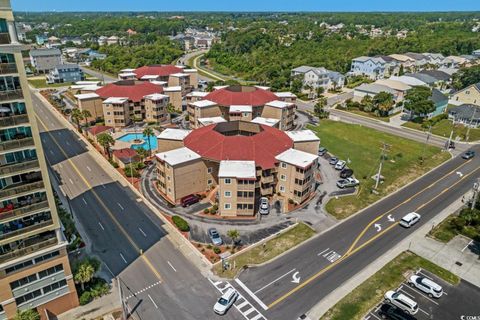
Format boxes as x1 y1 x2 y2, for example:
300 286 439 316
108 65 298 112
0 114 29 127
0 137 34 152
0 235 57 264
0 180 44 199
0 219 53 241
0 89 23 102
261 175 274 184
260 187 273 196
0 159 39 176
0 199 49 222
0 63 17 75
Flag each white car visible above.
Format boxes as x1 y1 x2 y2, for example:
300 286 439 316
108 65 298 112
259 197 270 215
384 290 418 315
336 177 360 189
408 275 443 298
213 287 238 315
399 212 421 228
334 160 346 170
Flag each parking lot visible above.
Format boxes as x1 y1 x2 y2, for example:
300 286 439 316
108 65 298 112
365 268 480 320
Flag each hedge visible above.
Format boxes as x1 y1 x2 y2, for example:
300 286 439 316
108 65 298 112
172 215 190 232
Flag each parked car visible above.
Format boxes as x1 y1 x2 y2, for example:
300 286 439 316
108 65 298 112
213 287 238 315
384 290 418 315
399 212 421 228
329 157 338 165
180 194 200 207
259 197 270 215
462 150 475 159
340 168 354 179
143 160 154 166
408 275 443 298
208 228 223 246
378 304 415 320
445 140 455 149
318 147 327 156
336 177 360 189
335 160 346 170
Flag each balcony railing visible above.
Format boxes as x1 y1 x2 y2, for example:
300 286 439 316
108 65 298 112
0 89 23 102
0 236 57 264
261 175 274 184
0 137 34 152
0 159 39 176
0 114 29 127
0 180 44 199
0 219 53 241
0 63 17 75
0 199 49 221
0 32 10 45
260 187 273 196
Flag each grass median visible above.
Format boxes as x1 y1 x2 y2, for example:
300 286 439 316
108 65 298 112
309 120 451 219
213 223 315 278
28 78 73 88
321 251 459 320
403 119 480 142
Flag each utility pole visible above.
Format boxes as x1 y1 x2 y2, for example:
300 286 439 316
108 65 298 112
471 178 480 210
446 116 455 150
465 107 478 142
420 125 432 165
375 142 390 189
117 277 127 320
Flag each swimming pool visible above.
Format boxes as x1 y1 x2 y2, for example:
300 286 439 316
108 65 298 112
116 133 158 151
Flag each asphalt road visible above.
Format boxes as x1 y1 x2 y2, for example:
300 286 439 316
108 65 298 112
80 65 117 83
33 92 244 320
227 144 480 319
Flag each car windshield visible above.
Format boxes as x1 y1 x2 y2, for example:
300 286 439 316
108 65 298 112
218 298 229 306
433 287 442 293
392 292 400 299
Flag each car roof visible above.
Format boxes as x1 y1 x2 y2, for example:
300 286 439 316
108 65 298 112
396 292 417 307
421 277 442 290
221 287 236 299
402 212 419 220
208 228 218 233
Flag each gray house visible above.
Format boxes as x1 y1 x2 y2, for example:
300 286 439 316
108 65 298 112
291 65 345 96
448 104 480 128
29 48 62 73
46 64 84 84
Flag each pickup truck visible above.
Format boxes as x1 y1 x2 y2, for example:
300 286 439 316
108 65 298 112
336 177 360 189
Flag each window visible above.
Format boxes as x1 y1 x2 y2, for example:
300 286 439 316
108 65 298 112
42 279 67 294
281 162 287 169
167 176 171 181
15 289 42 306
280 174 286 181
207 167 213 174
279 185 285 192
5 259 33 275
34 250 60 264
38 264 63 279
207 179 212 185
224 191 231 197
10 274 38 290
224 178 231 184
224 203 231 209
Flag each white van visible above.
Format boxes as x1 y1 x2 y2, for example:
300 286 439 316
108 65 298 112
408 275 443 298
384 290 419 315
399 212 421 228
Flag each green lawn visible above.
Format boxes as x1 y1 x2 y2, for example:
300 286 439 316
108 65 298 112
309 120 451 219
403 119 480 142
28 78 73 88
213 223 315 278
429 204 480 243
342 109 391 122
321 251 459 320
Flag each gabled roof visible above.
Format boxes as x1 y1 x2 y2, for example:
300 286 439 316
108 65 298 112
292 66 315 73
418 70 451 82
375 79 412 92
204 85 278 106
405 73 438 85
404 52 427 61
134 65 184 79
113 148 138 163
355 83 397 95
431 89 448 104
96 81 163 102
87 125 113 136
449 104 480 120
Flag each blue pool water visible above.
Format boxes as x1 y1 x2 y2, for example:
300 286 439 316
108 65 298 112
117 133 158 151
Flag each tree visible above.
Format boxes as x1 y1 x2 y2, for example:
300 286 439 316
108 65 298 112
136 147 149 161
398 64 405 76
290 77 303 94
373 91 394 116
71 108 84 131
166 103 176 114
97 133 115 159
227 229 240 245
361 95 374 112
453 65 480 90
404 86 435 119
316 86 325 98
142 127 155 156
314 97 329 120
74 261 95 291
82 109 92 128
14 309 40 320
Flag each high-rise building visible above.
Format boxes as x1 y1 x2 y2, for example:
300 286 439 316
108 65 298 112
0 1 79 319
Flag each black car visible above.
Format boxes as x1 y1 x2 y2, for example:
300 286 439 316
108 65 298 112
378 304 415 320
340 168 354 178
318 147 327 156
462 150 475 159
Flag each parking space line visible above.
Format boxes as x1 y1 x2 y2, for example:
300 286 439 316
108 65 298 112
235 278 269 311
402 284 439 305
416 270 448 295
399 288 415 299
461 240 473 252
254 268 296 294
419 308 430 316
369 313 381 320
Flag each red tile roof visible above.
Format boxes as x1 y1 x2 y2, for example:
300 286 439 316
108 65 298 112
204 85 278 106
87 125 113 136
113 148 138 161
96 81 163 102
134 65 183 79
184 123 293 169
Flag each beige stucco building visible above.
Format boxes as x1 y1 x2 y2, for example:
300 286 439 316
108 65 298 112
450 83 480 106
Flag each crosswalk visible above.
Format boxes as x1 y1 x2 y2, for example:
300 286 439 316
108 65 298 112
209 279 267 320
318 248 342 263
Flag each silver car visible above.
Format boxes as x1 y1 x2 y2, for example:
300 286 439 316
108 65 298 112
259 197 270 215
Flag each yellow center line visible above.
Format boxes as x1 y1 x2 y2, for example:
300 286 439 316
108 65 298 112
268 161 480 309
35 112 163 282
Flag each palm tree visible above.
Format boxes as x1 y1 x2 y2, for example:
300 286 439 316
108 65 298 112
82 109 92 128
71 108 84 131
74 262 95 291
227 229 240 246
97 133 115 159
142 127 155 156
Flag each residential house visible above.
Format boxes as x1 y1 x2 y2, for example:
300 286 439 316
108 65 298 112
443 56 468 68
404 89 448 119
349 56 398 80
353 83 400 103
29 48 62 73
473 49 480 57
106 36 119 45
448 104 480 128
422 53 446 66
450 83 480 106
112 148 140 169
46 64 85 84
294 66 345 95
85 125 114 143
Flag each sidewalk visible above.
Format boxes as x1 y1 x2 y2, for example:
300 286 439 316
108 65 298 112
306 194 472 320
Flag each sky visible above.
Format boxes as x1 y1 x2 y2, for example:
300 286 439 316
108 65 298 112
11 0 480 12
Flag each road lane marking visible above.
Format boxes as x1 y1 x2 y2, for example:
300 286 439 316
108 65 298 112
124 280 162 300
148 294 158 309
66 141 70 146
254 268 296 294
69 178 74 184
49 150 54 155
167 261 177 272
317 248 330 256
86 166 91 172
35 112 164 283
98 222 105 230
138 227 147 237
118 203 124 210
235 278 269 311
82 198 87 205
120 253 127 264
461 239 473 252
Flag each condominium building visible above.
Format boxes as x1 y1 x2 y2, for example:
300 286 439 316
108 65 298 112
155 121 319 216
0 2 79 319
187 85 297 130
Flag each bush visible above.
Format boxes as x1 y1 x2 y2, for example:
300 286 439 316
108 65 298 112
124 166 140 178
79 291 93 305
288 199 294 204
213 246 221 254
109 160 119 168
172 215 189 232
90 280 110 298
204 208 210 214
135 162 146 170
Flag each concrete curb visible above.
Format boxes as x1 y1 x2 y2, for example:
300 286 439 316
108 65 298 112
34 90 213 275
307 195 465 320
